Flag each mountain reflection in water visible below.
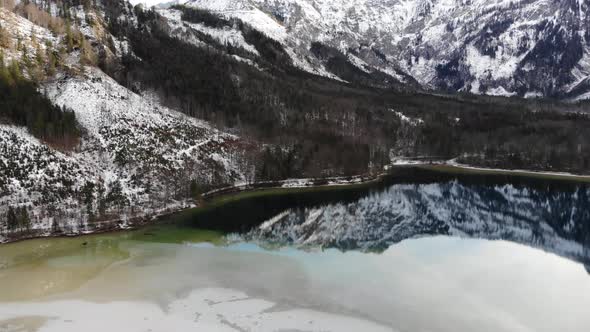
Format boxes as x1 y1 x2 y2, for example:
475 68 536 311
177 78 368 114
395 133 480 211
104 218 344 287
239 170 590 273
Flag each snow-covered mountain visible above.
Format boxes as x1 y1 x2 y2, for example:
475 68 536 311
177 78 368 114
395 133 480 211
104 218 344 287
2 0 590 242
146 0 590 100
0 66 250 241
0 5 253 241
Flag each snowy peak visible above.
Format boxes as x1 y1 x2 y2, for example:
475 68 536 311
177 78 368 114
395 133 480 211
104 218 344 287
161 0 590 99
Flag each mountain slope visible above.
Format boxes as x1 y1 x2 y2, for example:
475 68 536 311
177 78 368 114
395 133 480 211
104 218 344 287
0 1 251 240
157 0 590 100
2 0 590 242
1 66 250 242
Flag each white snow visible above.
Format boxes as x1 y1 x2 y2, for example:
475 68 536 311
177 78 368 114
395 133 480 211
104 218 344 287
158 8 260 56
0 8 57 65
168 0 590 98
182 0 288 42
466 45 518 83
391 109 424 126
486 86 517 97
525 91 544 99
1 66 249 239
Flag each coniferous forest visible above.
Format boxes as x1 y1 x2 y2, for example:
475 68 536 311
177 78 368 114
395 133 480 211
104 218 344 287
1 0 590 179
0 52 78 147
98 4 590 178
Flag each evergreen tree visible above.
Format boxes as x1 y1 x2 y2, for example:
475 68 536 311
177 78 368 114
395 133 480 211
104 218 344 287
96 179 106 217
17 207 30 230
0 50 11 84
106 180 126 209
7 60 21 82
47 48 57 75
0 22 11 48
6 206 17 231
65 19 74 51
30 28 37 45
80 37 97 66
35 44 44 66
0 59 79 144
189 179 201 199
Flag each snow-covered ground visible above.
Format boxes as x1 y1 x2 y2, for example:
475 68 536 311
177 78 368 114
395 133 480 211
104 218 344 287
158 8 260 55
154 4 344 80
390 109 424 126
154 0 590 99
0 67 250 241
445 159 590 179
0 8 58 67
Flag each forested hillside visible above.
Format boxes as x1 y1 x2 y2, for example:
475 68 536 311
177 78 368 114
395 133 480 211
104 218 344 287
0 56 78 147
1 0 590 241
102 3 590 176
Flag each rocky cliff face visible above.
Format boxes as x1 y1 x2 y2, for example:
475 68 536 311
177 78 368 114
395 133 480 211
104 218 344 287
171 0 590 100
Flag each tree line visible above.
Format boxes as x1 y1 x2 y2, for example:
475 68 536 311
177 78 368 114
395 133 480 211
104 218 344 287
99 3 590 179
0 51 79 146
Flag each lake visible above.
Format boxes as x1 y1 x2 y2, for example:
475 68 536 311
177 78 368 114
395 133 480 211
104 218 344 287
0 167 589 332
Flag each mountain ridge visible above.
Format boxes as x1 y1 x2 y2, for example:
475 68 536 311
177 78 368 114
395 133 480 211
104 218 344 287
140 0 590 100
2 0 590 242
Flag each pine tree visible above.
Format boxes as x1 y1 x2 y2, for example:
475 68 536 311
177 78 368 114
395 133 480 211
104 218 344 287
6 206 17 231
106 180 126 209
0 50 11 84
30 28 37 45
22 47 32 70
35 44 44 66
65 19 74 51
80 37 97 66
96 179 106 217
46 48 57 75
17 207 30 230
189 179 201 199
8 60 21 82
0 23 11 48
51 219 61 233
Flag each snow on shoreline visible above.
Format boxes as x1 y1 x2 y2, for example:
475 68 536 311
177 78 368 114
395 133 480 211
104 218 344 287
445 159 590 179
202 173 380 199
391 158 590 180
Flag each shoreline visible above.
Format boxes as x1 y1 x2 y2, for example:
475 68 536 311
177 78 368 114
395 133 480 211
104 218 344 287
0 205 195 245
0 172 387 245
413 162 590 183
2 163 590 245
